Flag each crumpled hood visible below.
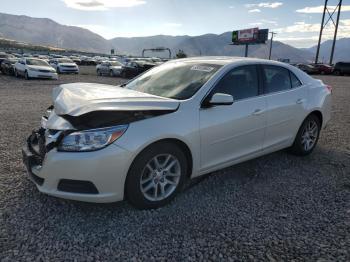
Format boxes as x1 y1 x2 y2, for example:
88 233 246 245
52 83 180 116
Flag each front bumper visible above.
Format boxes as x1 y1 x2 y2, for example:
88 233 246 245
22 131 133 203
28 70 58 79
59 67 79 73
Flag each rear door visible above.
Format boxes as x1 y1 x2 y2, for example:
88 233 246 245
199 65 266 171
261 64 307 150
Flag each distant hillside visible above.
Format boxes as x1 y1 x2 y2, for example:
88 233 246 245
110 32 314 62
0 12 341 63
0 12 111 53
306 38 350 63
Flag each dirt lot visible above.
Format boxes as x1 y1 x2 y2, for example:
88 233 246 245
0 66 349 261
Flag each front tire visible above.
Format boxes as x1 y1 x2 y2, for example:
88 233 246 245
126 142 188 209
24 70 30 80
290 114 321 156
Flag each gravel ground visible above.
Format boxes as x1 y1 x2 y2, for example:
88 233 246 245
0 67 349 261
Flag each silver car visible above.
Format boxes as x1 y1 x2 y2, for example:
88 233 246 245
22 57 332 209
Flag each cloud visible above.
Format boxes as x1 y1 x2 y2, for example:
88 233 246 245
62 0 146 11
245 2 283 9
274 19 350 44
249 9 261 13
296 5 350 13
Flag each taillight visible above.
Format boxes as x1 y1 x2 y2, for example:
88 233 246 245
326 85 332 93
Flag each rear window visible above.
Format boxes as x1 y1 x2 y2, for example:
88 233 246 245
262 65 291 93
290 72 302 88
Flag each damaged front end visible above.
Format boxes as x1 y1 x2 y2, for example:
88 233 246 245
22 82 180 181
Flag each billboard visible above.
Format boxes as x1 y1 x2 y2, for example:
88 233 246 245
232 28 269 45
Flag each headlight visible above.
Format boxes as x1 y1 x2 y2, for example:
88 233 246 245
58 125 128 152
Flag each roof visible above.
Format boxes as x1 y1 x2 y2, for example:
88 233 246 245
172 56 289 66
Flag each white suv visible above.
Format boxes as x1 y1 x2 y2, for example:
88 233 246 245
14 58 58 80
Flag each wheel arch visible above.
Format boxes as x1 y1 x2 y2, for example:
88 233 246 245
308 110 323 127
127 138 194 179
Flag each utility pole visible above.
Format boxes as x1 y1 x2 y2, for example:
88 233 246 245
315 0 343 64
268 32 277 60
330 0 342 65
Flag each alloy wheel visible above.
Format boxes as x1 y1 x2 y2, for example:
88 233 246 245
140 154 181 201
301 119 319 151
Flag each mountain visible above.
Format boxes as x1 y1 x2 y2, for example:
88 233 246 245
306 38 350 63
110 32 314 62
0 12 321 62
0 12 111 53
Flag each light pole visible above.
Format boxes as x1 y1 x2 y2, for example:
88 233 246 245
269 32 277 60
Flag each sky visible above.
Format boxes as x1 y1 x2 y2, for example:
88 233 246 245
1 0 350 48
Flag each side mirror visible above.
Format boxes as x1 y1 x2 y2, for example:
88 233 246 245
204 93 234 107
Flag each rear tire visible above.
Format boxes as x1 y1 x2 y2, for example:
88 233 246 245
289 114 321 156
97 70 102 76
126 142 188 209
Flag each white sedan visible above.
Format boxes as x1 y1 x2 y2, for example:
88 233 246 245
22 57 332 209
96 61 123 76
14 58 58 80
49 58 79 74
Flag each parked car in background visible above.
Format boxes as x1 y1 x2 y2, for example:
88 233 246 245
297 64 319 74
333 62 350 76
49 58 79 74
0 52 15 67
80 56 96 65
14 58 57 80
311 64 333 75
22 57 331 209
121 60 156 78
96 61 123 76
70 56 82 65
0 58 19 75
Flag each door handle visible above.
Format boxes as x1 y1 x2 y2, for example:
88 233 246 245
252 109 264 116
296 98 304 104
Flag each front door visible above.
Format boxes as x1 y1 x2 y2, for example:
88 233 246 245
199 65 266 171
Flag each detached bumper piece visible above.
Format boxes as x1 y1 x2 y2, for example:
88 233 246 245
22 129 46 186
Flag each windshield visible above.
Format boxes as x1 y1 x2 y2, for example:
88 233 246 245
125 61 222 100
110 61 122 66
58 58 74 63
26 59 49 66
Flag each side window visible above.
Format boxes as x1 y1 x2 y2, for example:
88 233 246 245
290 72 302 88
262 65 291 93
213 65 259 100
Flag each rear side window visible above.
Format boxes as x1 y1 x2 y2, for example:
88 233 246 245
262 65 291 93
213 65 259 100
290 72 302 88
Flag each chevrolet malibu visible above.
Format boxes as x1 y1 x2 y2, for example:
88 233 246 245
22 57 332 209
